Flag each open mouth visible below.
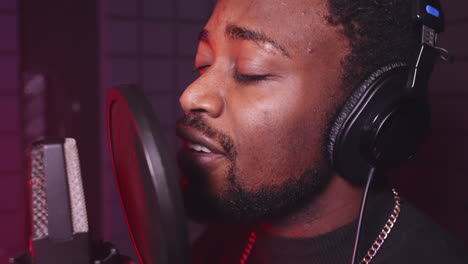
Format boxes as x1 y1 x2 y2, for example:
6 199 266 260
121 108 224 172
178 135 226 173
176 124 228 174
176 124 225 156
185 142 213 153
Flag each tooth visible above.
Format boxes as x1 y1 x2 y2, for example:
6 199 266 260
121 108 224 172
189 143 212 153
200 146 211 153
193 144 202 151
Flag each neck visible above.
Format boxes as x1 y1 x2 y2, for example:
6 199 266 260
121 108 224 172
259 175 365 238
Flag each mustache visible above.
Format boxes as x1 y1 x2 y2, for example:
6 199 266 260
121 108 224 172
177 114 236 159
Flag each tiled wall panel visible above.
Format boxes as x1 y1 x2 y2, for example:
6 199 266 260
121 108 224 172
0 3 24 263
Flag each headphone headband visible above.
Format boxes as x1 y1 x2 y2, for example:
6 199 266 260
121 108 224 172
407 0 444 90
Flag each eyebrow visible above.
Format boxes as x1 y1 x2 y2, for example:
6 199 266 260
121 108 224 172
198 25 291 58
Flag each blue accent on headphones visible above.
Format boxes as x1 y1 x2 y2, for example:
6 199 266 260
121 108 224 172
426 5 440 18
413 0 444 32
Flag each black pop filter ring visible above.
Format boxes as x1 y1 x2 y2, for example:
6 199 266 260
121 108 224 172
106 85 189 264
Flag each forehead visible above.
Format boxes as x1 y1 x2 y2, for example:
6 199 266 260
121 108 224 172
206 0 334 55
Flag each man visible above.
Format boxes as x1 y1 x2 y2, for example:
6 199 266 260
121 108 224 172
175 0 467 263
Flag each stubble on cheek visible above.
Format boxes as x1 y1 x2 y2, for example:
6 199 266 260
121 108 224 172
232 110 325 192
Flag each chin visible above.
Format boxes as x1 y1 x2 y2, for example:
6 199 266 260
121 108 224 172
182 164 332 223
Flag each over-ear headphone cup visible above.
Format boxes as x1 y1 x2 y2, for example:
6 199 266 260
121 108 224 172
362 99 430 168
327 62 416 185
327 82 365 157
327 63 407 160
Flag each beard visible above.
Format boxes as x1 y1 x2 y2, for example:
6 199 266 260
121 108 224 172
177 114 332 223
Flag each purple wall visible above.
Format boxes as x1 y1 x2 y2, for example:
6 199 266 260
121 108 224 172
0 1 26 262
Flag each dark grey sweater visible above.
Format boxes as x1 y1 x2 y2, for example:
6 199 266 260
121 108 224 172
191 190 468 264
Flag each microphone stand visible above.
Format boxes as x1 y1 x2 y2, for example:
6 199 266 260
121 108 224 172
9 240 134 264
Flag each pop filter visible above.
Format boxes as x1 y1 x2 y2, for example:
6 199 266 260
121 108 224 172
106 85 189 264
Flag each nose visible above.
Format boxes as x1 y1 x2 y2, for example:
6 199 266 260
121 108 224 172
179 75 224 118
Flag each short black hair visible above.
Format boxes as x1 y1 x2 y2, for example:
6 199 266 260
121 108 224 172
327 0 420 90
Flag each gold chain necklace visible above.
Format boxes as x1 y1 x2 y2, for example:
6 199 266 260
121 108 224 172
239 189 401 264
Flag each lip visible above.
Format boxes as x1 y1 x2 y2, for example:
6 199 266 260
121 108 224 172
176 123 226 156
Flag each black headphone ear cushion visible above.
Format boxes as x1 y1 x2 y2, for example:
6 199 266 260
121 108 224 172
327 62 407 162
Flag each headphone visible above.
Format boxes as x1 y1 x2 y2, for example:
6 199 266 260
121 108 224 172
327 0 445 185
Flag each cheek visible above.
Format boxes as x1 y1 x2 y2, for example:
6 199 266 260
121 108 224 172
227 80 331 187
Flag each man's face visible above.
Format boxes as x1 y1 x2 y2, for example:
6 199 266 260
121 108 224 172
176 0 349 221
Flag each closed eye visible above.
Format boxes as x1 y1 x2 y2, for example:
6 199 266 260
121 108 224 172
234 71 272 83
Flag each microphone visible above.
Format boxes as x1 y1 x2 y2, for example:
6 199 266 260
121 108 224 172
10 138 133 264
28 138 91 264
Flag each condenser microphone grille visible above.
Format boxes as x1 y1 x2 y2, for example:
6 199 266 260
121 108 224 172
30 144 49 240
64 138 89 233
